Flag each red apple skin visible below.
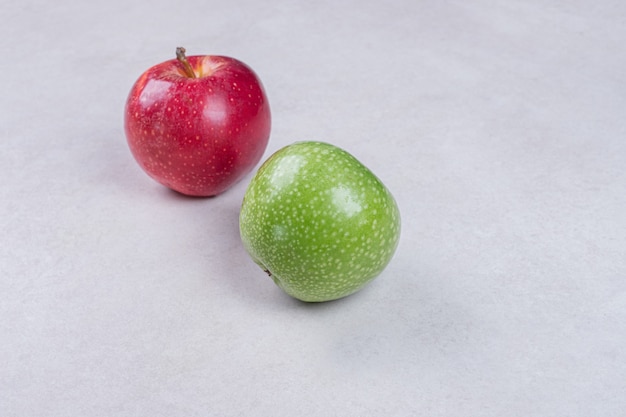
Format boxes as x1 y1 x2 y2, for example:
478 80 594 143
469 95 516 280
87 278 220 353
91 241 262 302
124 54 271 196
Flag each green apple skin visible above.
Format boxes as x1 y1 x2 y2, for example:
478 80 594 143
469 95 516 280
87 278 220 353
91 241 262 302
239 141 401 302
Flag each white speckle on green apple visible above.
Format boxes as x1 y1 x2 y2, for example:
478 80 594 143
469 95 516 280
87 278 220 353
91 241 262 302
239 141 401 302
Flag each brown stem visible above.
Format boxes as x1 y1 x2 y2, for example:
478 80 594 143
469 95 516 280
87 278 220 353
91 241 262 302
176 47 196 78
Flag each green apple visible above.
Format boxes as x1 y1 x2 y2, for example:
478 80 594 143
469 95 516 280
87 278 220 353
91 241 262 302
239 141 401 302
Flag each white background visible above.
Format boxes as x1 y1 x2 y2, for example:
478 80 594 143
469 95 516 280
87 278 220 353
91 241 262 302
2 0 625 415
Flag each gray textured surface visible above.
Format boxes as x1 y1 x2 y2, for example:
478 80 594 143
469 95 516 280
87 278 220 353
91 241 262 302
2 1 625 415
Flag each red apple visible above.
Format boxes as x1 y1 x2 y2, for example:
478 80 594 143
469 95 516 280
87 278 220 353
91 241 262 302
124 47 271 196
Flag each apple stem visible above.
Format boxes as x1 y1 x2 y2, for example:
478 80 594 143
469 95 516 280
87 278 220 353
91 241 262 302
176 47 197 78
